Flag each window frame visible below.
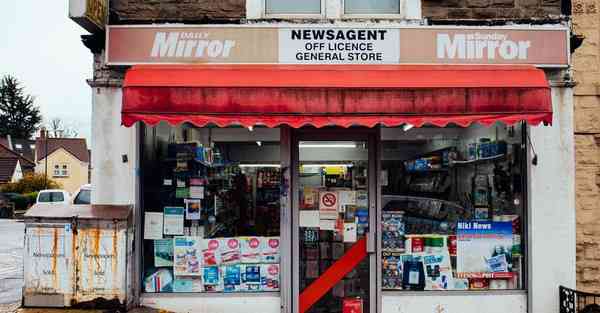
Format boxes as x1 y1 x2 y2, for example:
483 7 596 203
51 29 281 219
52 163 69 177
340 0 405 19
262 0 327 19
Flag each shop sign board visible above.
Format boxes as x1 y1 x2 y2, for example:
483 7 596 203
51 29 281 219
107 25 569 67
69 0 107 33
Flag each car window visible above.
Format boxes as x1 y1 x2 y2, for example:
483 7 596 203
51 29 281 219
38 192 65 203
74 190 91 204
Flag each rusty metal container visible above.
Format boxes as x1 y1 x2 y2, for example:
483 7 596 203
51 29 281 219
23 204 132 309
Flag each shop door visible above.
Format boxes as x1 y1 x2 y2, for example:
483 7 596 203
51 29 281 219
292 129 378 313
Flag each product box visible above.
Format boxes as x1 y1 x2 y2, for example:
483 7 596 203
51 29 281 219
469 278 489 290
240 236 262 264
222 264 242 293
332 242 345 260
203 266 222 292
202 238 221 266
173 277 203 292
319 242 331 259
262 237 280 263
306 260 319 279
221 238 241 265
382 211 405 251
382 251 404 290
241 264 262 292
261 263 280 292
144 268 174 293
343 298 363 313
332 280 345 298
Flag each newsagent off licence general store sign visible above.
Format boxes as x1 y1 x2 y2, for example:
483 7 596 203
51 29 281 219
106 25 568 66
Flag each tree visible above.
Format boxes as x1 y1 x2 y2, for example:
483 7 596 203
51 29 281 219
47 117 79 138
0 75 42 139
1 173 61 194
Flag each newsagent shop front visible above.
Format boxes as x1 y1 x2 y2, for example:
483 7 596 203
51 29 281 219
94 24 576 313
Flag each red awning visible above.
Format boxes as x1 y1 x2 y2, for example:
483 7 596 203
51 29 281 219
122 65 552 128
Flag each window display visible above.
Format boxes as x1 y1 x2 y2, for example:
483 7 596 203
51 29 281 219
381 124 526 291
141 125 281 293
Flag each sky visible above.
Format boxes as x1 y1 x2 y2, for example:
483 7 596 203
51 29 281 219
0 1 92 142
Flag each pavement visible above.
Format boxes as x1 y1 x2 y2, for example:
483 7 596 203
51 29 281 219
0 219 24 312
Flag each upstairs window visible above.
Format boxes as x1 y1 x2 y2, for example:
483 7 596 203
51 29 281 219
265 0 321 14
53 164 69 177
345 0 401 14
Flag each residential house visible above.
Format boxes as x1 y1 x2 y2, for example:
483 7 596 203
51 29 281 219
35 131 90 194
0 141 35 185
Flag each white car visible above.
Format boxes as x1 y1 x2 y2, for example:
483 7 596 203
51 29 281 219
36 189 71 205
72 184 91 205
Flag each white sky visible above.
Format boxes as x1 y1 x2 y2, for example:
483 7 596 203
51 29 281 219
0 1 92 142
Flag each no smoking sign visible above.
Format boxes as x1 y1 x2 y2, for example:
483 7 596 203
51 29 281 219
319 191 339 219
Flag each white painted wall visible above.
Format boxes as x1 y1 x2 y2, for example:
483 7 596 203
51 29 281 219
141 294 280 313
382 292 527 313
527 86 576 313
91 87 137 205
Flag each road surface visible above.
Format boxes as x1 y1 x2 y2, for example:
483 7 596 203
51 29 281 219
0 219 24 305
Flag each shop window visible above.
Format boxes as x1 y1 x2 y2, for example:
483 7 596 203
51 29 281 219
381 123 526 292
265 0 322 14
141 124 281 294
344 0 400 14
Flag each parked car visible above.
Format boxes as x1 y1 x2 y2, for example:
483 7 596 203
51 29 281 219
72 184 91 205
36 189 71 204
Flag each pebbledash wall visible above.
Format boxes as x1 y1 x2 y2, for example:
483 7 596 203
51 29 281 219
571 0 600 294
87 0 575 313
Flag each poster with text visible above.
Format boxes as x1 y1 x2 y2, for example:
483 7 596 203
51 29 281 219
185 199 202 220
173 236 202 276
163 207 184 235
144 212 163 240
457 221 513 274
154 239 174 267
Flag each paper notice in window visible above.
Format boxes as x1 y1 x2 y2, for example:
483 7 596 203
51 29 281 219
144 212 163 240
300 210 320 228
343 222 357 243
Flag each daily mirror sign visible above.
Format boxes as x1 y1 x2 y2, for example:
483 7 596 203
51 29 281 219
106 25 568 67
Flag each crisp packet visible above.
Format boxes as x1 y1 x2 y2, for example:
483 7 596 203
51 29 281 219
202 238 221 266
221 238 241 264
261 263 280 292
262 237 280 263
240 236 262 264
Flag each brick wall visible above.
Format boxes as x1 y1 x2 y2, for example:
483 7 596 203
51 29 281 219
421 0 562 20
109 0 245 23
572 0 600 293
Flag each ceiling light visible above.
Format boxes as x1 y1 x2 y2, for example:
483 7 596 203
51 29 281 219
299 143 357 148
238 164 280 168
403 124 414 131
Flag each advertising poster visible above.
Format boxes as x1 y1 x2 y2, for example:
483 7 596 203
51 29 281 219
164 207 184 235
457 221 513 273
144 212 164 240
185 199 202 220
423 253 453 290
154 239 174 267
173 236 202 276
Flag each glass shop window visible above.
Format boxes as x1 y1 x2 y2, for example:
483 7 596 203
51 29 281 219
381 123 526 292
345 0 400 14
141 124 281 294
265 0 322 14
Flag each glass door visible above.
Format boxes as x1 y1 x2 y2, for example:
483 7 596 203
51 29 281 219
292 130 377 313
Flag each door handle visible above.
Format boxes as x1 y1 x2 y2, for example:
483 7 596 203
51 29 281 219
366 230 376 254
